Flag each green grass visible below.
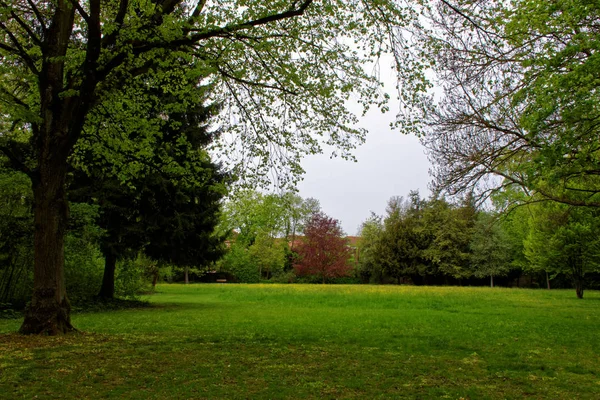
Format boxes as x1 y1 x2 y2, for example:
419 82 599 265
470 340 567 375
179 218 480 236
1 284 599 399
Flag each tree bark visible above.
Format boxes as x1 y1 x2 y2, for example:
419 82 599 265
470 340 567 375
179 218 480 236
546 271 551 290
184 266 189 284
19 0 80 335
98 253 117 299
490 275 494 288
19 162 74 335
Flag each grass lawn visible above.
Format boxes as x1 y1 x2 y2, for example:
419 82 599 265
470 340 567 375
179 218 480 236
1 284 599 399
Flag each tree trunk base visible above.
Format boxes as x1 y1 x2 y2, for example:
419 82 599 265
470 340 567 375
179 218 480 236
95 293 114 301
19 291 74 335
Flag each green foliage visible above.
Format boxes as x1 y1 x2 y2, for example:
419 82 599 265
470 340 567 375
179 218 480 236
64 203 105 301
356 213 385 283
220 190 322 282
0 168 33 306
358 192 478 283
417 0 600 207
525 202 600 298
64 235 104 302
1 0 430 186
221 190 286 246
115 258 155 300
220 244 260 283
268 270 297 284
469 212 512 286
379 195 430 281
422 196 476 280
248 235 286 280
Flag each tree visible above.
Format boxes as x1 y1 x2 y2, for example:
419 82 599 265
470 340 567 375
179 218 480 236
415 0 600 208
69 173 143 299
357 191 479 285
469 212 512 287
1 0 426 334
377 195 431 283
422 196 476 281
220 191 318 280
141 167 228 284
69 83 227 297
222 190 287 246
356 212 385 283
280 193 321 250
524 203 600 299
294 212 352 283
220 243 259 283
248 235 286 280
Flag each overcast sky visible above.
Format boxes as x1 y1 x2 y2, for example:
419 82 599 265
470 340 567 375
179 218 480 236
293 55 434 236
297 107 432 236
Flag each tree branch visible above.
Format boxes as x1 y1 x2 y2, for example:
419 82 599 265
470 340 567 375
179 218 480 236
70 0 91 24
0 142 34 178
190 0 207 19
98 0 314 80
217 64 298 96
438 0 494 36
6 6 43 47
0 21 39 75
0 86 30 110
26 0 48 33
100 0 129 48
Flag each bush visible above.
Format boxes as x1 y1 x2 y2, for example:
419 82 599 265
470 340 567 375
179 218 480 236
329 276 362 284
65 202 105 301
269 271 297 283
116 257 154 299
220 245 259 283
0 302 20 319
65 234 104 301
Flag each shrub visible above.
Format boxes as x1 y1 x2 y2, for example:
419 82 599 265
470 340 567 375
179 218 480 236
116 257 154 299
220 244 259 283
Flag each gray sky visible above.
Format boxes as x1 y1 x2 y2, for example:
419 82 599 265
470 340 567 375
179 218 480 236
297 109 431 236
296 56 434 236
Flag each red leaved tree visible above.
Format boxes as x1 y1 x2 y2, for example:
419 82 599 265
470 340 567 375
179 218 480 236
294 212 352 283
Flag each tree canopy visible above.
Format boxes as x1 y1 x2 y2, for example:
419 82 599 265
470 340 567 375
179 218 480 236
294 211 352 283
416 0 600 207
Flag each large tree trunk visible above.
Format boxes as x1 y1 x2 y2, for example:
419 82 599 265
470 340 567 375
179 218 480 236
19 0 79 335
19 163 74 335
490 275 494 288
98 253 117 299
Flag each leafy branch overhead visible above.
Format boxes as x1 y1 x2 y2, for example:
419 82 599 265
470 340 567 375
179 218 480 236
0 0 427 184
